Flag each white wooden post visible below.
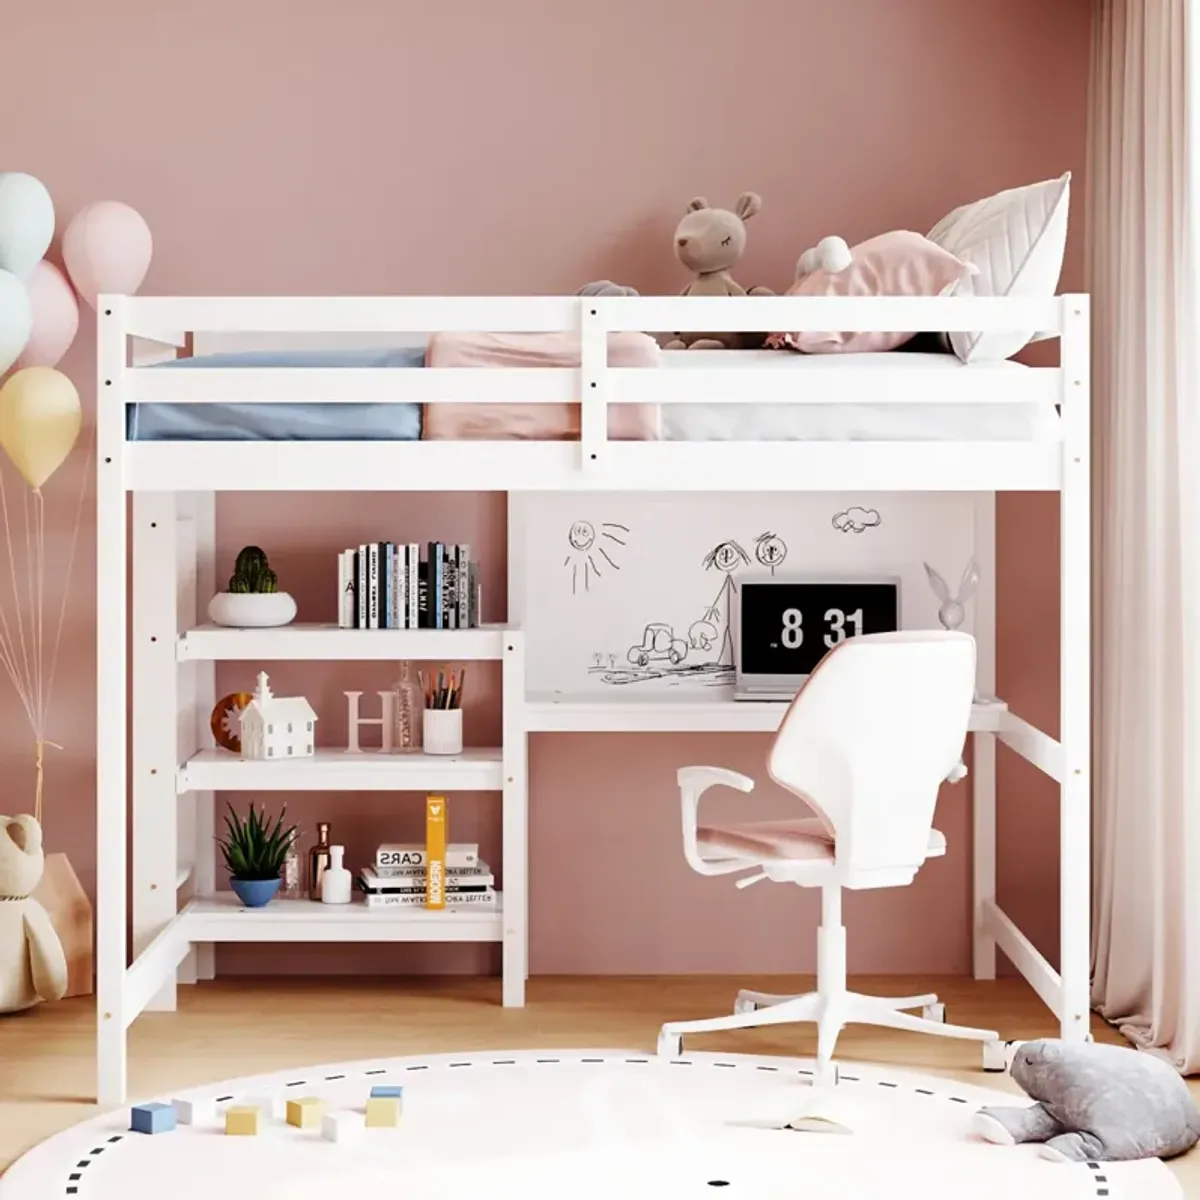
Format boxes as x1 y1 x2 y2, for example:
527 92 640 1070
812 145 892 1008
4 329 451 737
502 632 528 1003
190 490 217 981
972 494 997 980
579 299 607 475
1059 294 1092 1041
96 296 129 1104
132 491 180 1011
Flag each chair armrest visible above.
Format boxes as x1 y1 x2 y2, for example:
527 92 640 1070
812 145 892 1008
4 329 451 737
676 766 756 877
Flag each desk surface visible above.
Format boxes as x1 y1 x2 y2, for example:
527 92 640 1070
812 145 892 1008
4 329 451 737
524 691 1007 734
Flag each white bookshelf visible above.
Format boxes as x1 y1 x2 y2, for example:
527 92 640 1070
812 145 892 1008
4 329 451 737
178 747 504 792
181 894 505 944
178 622 512 661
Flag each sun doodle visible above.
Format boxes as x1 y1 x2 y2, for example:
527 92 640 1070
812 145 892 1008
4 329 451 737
564 520 629 594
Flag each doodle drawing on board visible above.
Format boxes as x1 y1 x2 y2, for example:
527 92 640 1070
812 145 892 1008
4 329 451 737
831 506 882 534
564 519 628 594
588 536 748 688
754 531 788 575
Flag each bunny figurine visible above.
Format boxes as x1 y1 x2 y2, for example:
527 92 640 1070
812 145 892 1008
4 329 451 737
923 558 980 634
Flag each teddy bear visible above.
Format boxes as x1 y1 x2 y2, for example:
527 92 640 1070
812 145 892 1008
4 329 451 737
0 813 68 1013
973 1038 1200 1163
664 192 774 350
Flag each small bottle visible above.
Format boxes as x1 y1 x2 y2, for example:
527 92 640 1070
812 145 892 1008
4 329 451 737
308 821 332 901
320 844 352 905
393 661 423 753
281 827 303 900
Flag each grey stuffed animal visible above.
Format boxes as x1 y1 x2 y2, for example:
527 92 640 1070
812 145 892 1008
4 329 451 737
974 1038 1200 1163
577 281 639 297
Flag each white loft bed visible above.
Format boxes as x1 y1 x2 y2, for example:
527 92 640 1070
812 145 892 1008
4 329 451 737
95 293 1090 1105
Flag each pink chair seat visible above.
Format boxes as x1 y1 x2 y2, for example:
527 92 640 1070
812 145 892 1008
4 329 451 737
696 817 947 864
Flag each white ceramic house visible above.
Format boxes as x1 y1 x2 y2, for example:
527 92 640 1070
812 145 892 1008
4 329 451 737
238 671 317 760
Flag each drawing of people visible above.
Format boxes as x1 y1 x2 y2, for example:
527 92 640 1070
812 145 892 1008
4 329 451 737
702 538 750 666
755 531 788 575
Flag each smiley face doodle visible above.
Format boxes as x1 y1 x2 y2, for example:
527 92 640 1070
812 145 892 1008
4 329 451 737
565 520 630 594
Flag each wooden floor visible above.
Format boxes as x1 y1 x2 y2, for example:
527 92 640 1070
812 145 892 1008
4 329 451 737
2 975 1197 1192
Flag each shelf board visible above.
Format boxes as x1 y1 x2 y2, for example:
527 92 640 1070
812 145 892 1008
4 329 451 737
179 893 504 944
177 747 504 793
524 690 1008 733
178 622 515 662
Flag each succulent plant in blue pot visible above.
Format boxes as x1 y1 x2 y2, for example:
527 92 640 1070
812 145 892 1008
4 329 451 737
217 801 297 908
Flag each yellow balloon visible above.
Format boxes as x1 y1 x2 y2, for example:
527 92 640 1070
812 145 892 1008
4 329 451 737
0 366 81 490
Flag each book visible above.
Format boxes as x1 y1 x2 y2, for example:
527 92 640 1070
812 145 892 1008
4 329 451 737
367 859 491 881
361 888 497 910
425 795 447 910
360 865 494 890
376 842 479 870
407 542 419 629
356 544 368 629
456 544 471 629
338 550 355 629
367 543 380 629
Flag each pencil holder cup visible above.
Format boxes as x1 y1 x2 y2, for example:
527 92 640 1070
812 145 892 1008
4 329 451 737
423 708 463 756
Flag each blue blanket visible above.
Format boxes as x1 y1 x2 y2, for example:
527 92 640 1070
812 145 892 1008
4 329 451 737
126 346 426 441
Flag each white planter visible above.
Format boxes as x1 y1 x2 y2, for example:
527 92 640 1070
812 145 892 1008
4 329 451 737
423 708 463 755
208 591 297 628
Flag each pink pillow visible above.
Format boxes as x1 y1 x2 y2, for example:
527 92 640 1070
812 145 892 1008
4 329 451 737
770 230 977 354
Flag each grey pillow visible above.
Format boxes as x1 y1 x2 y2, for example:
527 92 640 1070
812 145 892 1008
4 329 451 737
974 1038 1200 1162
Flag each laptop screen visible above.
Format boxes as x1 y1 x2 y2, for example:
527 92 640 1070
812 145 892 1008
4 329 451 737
736 578 900 682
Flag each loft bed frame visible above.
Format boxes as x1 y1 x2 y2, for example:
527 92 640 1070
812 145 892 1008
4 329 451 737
95 293 1090 1105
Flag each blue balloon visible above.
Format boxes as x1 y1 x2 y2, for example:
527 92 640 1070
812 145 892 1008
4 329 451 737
0 173 55 279
0 269 32 374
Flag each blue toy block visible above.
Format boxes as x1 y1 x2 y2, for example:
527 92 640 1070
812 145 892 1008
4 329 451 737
369 1085 404 1099
131 1102 177 1135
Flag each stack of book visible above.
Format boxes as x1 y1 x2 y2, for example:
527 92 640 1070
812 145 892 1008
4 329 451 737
337 541 481 630
357 842 497 910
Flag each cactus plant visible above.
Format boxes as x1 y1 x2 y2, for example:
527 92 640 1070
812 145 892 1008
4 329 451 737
227 545 279 594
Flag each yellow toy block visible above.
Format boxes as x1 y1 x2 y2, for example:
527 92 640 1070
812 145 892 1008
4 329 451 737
225 1106 260 1137
286 1097 325 1130
365 1096 401 1128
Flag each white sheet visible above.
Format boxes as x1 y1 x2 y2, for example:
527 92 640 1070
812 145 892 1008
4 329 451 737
657 351 1060 441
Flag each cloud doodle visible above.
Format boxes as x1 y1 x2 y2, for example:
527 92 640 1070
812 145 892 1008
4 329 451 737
832 506 882 534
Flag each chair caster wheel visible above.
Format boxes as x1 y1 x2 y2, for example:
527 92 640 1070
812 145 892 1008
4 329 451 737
657 1030 682 1059
983 1039 1016 1072
922 1002 946 1024
733 996 758 1015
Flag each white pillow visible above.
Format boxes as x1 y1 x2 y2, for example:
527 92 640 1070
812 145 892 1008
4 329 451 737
927 172 1071 362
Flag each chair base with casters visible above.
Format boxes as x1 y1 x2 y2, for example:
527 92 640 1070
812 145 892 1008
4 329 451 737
658 730 1016 1081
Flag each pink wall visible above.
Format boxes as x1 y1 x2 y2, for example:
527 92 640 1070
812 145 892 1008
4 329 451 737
0 0 1091 978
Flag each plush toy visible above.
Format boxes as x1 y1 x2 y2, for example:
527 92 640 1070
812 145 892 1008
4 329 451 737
793 235 854 283
665 192 774 350
973 1038 1200 1163
577 281 639 298
0 814 67 1013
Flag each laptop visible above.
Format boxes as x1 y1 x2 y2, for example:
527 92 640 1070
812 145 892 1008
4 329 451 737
732 575 901 702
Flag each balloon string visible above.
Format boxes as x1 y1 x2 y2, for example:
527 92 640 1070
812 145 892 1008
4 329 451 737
0 469 35 720
33 739 63 828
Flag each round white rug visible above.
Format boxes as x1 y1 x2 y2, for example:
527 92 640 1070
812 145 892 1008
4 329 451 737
1 1049 1181 1199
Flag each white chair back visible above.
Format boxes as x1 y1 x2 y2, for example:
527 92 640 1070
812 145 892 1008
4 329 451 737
766 631 975 876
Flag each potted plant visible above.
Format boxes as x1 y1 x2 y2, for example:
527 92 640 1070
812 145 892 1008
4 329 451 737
208 545 297 628
217 801 298 908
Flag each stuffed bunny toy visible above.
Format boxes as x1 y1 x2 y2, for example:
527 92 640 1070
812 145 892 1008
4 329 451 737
0 813 68 1013
975 1039 1200 1163
577 281 639 298
665 192 774 350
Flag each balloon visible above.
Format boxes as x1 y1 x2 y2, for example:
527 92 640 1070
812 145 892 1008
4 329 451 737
0 173 55 279
0 269 32 375
16 261 78 369
0 367 82 490
62 200 152 309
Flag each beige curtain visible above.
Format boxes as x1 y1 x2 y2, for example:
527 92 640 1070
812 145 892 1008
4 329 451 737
1088 0 1200 1072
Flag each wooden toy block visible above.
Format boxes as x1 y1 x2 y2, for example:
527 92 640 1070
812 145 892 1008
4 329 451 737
321 1110 365 1144
369 1085 404 1100
286 1097 325 1129
171 1096 216 1126
224 1105 260 1137
245 1092 284 1120
365 1096 401 1128
130 1102 176 1135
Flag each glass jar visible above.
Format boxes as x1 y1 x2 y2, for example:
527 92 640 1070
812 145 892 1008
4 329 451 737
393 660 423 752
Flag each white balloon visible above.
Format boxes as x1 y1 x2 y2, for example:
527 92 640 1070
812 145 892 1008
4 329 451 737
0 269 32 374
0 174 55 280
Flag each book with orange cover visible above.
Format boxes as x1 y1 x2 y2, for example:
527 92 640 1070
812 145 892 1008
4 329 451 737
425 795 447 910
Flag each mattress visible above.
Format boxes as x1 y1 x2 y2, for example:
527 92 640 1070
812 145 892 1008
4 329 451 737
422 330 662 440
658 351 1060 441
126 346 425 441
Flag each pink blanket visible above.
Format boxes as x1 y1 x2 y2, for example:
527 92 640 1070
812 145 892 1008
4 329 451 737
423 330 661 440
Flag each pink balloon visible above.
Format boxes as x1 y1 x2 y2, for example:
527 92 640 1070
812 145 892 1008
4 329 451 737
16 261 79 369
62 200 152 309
